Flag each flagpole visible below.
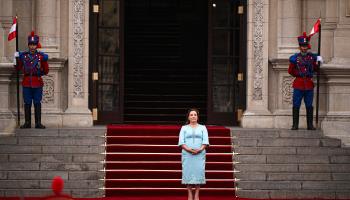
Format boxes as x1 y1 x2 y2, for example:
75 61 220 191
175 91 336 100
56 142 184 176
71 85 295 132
315 21 321 128
15 15 20 126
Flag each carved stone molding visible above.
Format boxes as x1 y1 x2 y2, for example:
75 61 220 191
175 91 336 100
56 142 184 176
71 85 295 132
252 0 264 100
43 74 55 104
72 0 84 98
282 76 293 105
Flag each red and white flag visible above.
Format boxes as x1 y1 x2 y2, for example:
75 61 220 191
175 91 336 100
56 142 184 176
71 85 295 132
8 17 17 41
309 18 321 37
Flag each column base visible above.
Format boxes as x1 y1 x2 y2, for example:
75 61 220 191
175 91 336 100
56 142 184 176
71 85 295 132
241 109 274 128
0 109 94 129
321 112 350 147
0 112 17 135
62 108 93 127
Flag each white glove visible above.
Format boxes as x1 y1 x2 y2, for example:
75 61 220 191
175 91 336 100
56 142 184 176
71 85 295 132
317 56 323 63
13 52 19 65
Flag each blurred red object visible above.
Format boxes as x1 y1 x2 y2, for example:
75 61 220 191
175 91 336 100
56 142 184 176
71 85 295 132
44 176 74 200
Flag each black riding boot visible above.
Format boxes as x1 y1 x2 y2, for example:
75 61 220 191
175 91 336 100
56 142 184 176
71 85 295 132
291 107 299 130
34 103 45 129
307 107 316 130
20 104 31 129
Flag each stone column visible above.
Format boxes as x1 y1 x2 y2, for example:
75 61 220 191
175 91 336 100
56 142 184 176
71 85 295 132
321 66 350 146
241 0 273 128
321 0 350 146
264 0 302 129
276 0 301 59
321 0 338 62
0 1 17 133
35 0 60 58
0 64 17 134
0 20 13 63
0 0 15 62
62 0 92 127
330 0 350 64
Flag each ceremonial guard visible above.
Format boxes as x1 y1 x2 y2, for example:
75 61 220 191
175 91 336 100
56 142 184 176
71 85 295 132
14 31 49 129
288 32 322 130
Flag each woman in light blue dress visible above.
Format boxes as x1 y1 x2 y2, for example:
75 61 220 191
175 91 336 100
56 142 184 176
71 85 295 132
178 108 209 200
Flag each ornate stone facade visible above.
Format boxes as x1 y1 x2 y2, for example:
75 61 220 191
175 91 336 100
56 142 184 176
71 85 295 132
72 0 84 98
42 74 55 104
252 0 264 100
282 76 293 105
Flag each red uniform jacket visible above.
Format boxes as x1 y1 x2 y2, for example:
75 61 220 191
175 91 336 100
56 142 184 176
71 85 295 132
16 51 49 88
288 52 318 90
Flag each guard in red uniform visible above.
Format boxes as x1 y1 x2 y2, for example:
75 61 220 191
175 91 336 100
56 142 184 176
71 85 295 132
15 31 49 129
288 32 322 130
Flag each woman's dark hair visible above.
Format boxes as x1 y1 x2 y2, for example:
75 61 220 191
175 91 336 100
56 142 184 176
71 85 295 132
185 108 200 124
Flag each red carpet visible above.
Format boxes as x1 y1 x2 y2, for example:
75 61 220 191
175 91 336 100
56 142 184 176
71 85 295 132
104 124 236 198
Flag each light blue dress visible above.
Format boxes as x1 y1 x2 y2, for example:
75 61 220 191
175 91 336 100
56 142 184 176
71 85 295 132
178 124 209 185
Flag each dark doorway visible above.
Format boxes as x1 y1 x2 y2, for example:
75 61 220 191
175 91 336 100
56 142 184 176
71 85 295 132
124 0 208 124
89 0 247 125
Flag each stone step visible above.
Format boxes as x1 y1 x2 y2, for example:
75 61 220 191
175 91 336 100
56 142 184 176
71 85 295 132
262 172 350 181
230 128 350 199
233 138 341 147
0 180 102 189
4 154 104 163
236 189 347 199
0 162 103 171
0 188 104 198
235 154 333 164
235 146 350 155
231 128 324 138
15 137 105 146
235 164 350 173
14 127 106 137
237 172 334 181
236 180 350 190
234 155 333 164
0 145 104 154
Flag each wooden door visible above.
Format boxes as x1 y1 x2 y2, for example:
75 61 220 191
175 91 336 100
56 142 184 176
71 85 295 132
207 0 247 126
89 0 124 124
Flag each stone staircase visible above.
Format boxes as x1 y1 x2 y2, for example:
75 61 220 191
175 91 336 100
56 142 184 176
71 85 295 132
1 127 350 199
0 127 105 198
232 128 350 199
